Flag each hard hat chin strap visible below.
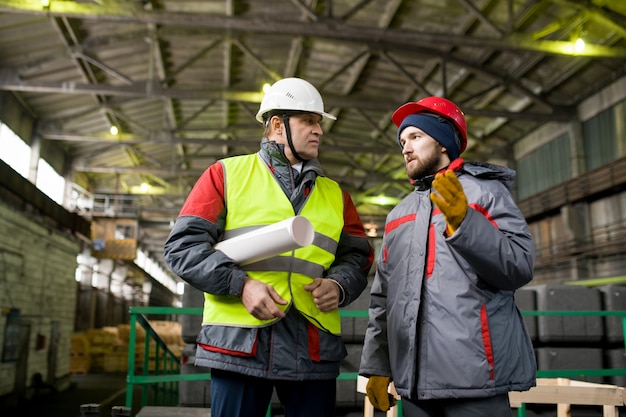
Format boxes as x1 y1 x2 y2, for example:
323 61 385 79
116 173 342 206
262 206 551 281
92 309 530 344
282 114 305 162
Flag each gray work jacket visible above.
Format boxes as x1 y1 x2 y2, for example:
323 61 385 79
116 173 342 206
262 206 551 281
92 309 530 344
359 160 537 400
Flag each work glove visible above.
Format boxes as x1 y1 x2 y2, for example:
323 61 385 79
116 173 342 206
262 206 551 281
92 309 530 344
365 375 396 412
430 169 468 235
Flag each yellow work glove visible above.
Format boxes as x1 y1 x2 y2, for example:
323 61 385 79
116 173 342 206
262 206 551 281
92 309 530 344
430 170 468 235
365 375 396 412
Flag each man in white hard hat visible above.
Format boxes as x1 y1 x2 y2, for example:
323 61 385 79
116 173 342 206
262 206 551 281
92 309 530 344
165 77 374 417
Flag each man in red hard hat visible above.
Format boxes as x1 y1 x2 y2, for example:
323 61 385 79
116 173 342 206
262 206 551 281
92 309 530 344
359 96 537 416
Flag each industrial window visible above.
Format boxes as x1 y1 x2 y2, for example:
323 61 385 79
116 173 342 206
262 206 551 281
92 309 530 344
583 106 617 171
516 133 572 200
0 122 65 205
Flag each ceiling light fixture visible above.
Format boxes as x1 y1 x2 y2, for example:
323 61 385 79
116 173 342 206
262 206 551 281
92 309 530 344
361 195 401 206
574 37 586 54
571 26 587 55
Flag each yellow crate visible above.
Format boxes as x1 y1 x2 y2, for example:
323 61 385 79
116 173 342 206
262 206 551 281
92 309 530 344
117 323 146 342
86 328 118 346
70 333 90 356
69 356 91 375
103 352 128 373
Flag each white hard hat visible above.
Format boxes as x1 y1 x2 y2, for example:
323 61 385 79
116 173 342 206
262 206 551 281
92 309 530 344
255 77 337 123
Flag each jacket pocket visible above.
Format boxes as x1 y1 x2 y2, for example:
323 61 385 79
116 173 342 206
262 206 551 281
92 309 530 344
311 322 347 363
197 325 258 358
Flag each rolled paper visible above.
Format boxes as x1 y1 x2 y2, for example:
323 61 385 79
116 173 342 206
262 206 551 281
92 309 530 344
214 216 314 265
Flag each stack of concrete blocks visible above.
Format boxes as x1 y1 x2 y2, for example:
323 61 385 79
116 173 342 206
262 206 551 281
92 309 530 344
179 283 211 408
599 285 626 387
515 287 538 343
520 284 606 384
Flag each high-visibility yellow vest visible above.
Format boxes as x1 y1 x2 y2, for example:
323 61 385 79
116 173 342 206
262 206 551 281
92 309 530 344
202 153 344 334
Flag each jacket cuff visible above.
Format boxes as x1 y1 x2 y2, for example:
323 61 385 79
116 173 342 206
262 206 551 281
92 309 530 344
328 278 346 305
228 269 247 297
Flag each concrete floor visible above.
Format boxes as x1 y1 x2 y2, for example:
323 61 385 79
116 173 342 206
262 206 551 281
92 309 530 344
0 373 137 417
0 373 364 417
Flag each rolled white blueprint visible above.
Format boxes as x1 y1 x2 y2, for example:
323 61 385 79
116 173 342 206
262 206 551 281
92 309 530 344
214 216 314 265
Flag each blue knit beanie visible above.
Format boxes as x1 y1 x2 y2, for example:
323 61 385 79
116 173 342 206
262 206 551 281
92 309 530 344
398 113 461 161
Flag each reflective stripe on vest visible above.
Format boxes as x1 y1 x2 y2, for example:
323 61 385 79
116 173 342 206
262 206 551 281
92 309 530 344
202 153 344 334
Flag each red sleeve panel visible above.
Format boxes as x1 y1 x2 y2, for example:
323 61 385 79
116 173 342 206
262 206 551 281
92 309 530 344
342 190 368 238
342 190 375 271
178 162 226 223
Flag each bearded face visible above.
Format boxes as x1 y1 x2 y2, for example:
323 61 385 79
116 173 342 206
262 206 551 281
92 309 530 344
399 126 450 180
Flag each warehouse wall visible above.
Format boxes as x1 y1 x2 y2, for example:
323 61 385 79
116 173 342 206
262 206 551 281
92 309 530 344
528 187 626 283
0 198 81 399
0 162 175 405
514 76 626 284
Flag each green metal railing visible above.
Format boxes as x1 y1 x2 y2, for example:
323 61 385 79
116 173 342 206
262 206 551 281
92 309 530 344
125 307 626 416
124 306 191 409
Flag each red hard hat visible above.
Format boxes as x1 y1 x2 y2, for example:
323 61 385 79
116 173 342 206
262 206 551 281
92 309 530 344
391 96 467 153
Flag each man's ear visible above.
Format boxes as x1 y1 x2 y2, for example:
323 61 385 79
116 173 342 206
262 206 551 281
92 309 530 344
271 115 281 128
268 115 283 133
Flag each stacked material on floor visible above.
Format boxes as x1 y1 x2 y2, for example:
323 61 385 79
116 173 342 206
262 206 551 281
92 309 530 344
69 332 91 374
70 321 185 374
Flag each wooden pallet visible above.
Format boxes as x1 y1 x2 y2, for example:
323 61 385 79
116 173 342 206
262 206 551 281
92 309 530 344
69 356 91 374
357 376 626 417
509 378 626 417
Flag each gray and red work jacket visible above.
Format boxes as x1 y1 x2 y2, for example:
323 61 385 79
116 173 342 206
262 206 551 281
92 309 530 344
359 159 537 400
